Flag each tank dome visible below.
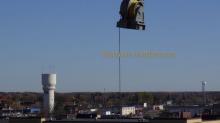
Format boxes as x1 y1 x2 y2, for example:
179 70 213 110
42 74 56 87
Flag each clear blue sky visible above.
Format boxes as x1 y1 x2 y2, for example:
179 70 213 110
0 0 220 92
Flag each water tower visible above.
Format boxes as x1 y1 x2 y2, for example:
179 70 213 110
42 73 56 118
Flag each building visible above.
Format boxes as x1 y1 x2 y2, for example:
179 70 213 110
1 117 220 123
0 117 45 123
165 105 203 117
153 105 164 111
121 106 136 116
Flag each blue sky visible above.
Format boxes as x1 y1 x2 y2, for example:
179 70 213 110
0 0 220 92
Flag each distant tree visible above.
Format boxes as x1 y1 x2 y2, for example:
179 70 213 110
137 92 153 105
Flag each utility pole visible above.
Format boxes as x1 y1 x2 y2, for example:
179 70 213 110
201 81 207 106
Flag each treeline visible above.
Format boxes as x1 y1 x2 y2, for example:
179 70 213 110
1 92 220 110
54 92 220 107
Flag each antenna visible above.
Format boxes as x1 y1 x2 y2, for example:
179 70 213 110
118 28 121 93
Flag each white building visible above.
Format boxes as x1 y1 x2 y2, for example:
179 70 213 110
153 105 164 111
121 106 136 116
